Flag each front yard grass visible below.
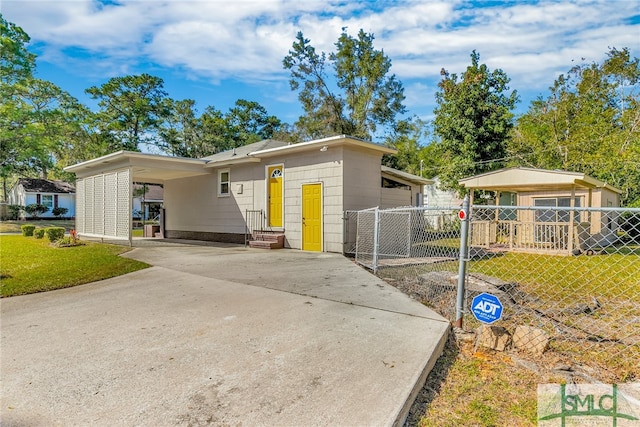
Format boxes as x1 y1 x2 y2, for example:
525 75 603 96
0 235 149 297
415 334 552 427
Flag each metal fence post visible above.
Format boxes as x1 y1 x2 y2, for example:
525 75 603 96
373 207 380 274
455 195 470 328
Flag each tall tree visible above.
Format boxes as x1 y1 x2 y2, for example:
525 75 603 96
159 99 201 158
283 28 406 141
510 48 640 205
0 16 111 198
226 99 281 146
1 14 36 199
382 117 437 177
159 99 282 158
86 74 169 151
433 51 519 194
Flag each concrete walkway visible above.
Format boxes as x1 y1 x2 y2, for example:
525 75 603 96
1 242 449 427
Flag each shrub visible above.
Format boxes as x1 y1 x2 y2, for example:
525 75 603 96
52 236 85 247
34 228 45 239
24 203 49 218
7 205 24 220
52 206 69 218
45 227 65 242
21 224 36 236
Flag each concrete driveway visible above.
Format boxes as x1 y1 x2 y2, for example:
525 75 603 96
1 242 449 426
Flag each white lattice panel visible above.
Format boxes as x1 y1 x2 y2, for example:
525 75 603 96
75 169 131 240
116 170 130 239
104 173 117 237
76 179 85 234
85 177 95 234
94 174 105 236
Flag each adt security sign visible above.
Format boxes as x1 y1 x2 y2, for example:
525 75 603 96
471 293 503 324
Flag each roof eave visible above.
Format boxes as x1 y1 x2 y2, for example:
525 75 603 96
64 151 207 173
204 157 262 168
249 135 397 156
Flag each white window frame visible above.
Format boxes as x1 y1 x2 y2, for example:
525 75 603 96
218 169 230 197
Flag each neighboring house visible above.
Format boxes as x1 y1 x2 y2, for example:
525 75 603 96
422 177 463 230
7 178 76 218
65 135 430 252
132 183 164 220
458 167 622 254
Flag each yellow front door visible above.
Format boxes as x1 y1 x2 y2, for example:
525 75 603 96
302 183 322 251
268 166 283 227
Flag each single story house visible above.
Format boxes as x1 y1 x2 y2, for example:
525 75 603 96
422 177 463 230
458 167 622 254
132 183 164 220
65 135 429 252
7 178 76 218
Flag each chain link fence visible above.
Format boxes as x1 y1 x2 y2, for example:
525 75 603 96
346 204 640 382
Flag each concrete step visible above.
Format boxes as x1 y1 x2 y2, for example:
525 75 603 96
249 232 285 249
249 240 283 249
252 232 284 242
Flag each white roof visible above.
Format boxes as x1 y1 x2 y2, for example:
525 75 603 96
459 167 622 194
381 166 433 186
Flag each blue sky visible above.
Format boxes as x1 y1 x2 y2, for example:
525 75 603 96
3 0 639 141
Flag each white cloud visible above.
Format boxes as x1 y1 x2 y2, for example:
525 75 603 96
2 0 638 114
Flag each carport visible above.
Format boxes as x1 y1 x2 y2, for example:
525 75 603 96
64 151 210 243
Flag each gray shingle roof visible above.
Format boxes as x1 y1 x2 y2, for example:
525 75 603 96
18 178 75 194
201 140 289 163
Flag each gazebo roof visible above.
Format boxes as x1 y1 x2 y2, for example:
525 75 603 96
459 167 622 194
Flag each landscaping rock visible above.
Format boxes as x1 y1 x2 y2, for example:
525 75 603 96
477 325 512 351
512 325 550 355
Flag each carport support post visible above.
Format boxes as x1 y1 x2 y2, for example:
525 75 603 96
455 195 470 328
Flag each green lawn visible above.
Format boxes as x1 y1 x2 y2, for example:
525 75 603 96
0 235 149 297
470 250 640 300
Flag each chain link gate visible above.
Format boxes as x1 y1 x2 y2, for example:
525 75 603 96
348 204 640 382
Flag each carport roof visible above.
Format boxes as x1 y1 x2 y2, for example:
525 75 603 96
458 167 622 194
64 151 210 183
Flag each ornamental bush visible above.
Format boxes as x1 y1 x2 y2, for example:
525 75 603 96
45 227 65 242
34 228 45 239
21 224 36 236
24 204 49 218
52 206 69 218
7 205 24 220
51 236 85 247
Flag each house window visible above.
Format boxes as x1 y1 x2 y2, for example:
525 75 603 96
41 194 54 209
534 197 581 223
218 169 230 197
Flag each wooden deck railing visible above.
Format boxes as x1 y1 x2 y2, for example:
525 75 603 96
470 220 576 255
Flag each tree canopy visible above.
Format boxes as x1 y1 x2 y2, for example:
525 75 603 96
86 74 170 152
433 50 519 195
1 14 100 199
510 47 640 205
0 15 283 200
160 99 282 158
283 28 406 141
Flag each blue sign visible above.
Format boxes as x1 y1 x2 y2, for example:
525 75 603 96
471 293 503 324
